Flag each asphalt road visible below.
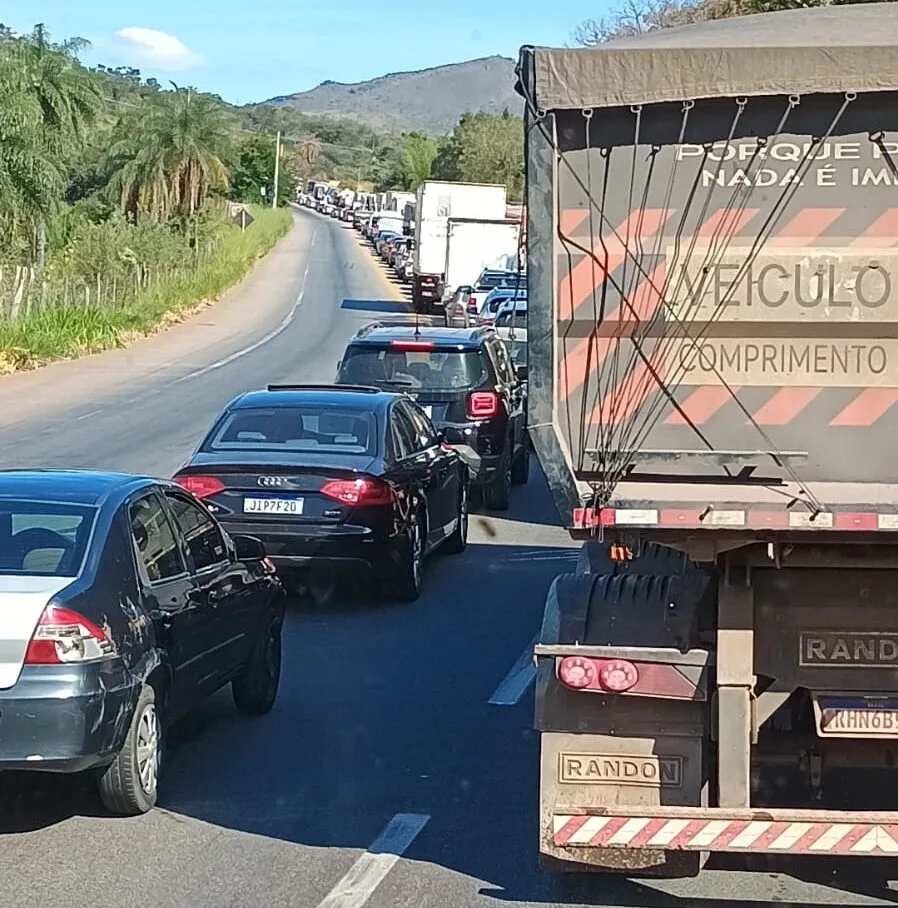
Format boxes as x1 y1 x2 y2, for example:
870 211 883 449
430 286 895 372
0 209 896 908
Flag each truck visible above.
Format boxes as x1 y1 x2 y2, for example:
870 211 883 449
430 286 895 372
411 181 508 312
441 218 521 303
518 4 898 878
383 190 416 213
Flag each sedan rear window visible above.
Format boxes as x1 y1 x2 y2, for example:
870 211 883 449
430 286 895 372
204 406 378 455
339 347 488 392
0 501 96 576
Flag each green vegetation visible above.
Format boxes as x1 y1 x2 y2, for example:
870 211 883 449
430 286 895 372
0 206 290 370
0 21 525 370
573 0 894 44
0 23 292 370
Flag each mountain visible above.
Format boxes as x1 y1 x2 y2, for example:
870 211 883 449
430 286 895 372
257 55 522 134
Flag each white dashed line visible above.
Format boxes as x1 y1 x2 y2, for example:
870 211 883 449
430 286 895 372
316 812 430 908
170 227 316 386
489 635 538 706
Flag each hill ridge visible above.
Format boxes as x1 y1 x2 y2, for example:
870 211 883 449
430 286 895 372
255 55 522 135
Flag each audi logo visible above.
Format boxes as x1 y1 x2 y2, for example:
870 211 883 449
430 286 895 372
257 476 288 487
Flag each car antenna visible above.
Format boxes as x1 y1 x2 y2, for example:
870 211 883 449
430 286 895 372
413 311 421 337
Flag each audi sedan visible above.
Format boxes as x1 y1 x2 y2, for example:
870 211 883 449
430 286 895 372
174 384 470 602
0 470 284 816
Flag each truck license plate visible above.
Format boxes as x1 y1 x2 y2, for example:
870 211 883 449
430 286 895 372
817 698 898 736
243 497 303 515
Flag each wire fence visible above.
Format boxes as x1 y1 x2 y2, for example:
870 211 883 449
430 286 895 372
0 242 218 322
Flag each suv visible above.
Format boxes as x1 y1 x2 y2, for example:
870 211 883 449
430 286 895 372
335 325 529 510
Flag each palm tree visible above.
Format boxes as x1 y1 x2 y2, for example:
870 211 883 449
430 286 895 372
0 23 100 263
110 84 230 223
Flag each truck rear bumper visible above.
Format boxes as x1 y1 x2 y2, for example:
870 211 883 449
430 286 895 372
551 806 898 856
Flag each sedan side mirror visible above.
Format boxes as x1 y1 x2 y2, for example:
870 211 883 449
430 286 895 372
436 428 447 443
515 363 529 382
232 533 265 561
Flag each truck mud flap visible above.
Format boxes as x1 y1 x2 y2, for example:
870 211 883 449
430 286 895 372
540 731 705 876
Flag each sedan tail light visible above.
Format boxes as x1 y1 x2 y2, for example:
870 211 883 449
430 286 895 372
467 391 500 419
321 477 393 506
174 474 225 499
25 605 116 665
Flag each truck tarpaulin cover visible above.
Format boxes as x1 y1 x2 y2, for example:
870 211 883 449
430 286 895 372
517 4 898 521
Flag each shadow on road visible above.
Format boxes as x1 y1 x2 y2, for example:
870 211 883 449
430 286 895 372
1 467 894 908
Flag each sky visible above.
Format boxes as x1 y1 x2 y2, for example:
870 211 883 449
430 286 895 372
4 0 614 105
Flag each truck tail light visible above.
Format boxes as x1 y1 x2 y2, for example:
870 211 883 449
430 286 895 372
321 477 393 506
467 391 500 419
25 605 116 665
558 656 595 689
174 474 225 499
558 656 639 693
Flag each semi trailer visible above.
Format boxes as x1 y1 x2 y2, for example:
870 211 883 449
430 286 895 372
519 3 898 876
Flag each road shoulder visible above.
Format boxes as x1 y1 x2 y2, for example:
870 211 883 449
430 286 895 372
0 213 314 428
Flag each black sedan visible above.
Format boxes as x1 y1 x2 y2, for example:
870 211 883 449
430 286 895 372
173 384 469 602
0 469 285 816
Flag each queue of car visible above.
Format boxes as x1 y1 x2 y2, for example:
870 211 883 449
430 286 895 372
0 186 530 820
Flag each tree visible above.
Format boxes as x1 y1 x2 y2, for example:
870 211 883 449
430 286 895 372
402 133 437 190
231 134 295 206
109 84 231 222
433 112 525 202
573 0 896 44
0 23 100 264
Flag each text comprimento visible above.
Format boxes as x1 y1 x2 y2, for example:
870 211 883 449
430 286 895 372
670 339 897 387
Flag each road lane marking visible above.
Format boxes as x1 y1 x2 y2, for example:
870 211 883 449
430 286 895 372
170 227 317 386
489 635 538 706
316 813 429 908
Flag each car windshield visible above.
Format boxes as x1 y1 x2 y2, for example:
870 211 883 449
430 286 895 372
338 347 488 391
204 406 378 455
476 271 520 290
0 500 96 576
486 293 526 313
495 310 527 329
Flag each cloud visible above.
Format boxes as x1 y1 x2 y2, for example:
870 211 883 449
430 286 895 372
111 27 202 71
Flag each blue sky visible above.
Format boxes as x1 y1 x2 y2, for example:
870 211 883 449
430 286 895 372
4 0 613 104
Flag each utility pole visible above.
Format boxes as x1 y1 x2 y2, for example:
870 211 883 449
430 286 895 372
272 130 281 208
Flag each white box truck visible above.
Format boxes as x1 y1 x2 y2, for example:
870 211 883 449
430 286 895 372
411 181 507 312
441 218 521 303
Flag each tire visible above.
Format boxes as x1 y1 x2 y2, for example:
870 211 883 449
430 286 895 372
482 452 512 511
510 438 530 485
382 511 425 602
232 612 283 715
442 480 468 555
97 683 161 816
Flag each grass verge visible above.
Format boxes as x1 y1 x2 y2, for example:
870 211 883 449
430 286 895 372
0 205 292 371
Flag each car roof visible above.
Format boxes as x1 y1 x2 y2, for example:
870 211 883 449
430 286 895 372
0 469 156 507
349 324 494 347
228 385 400 412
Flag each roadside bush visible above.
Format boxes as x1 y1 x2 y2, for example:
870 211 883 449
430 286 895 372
0 205 292 368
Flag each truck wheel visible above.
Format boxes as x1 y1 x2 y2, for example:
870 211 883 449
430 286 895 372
510 440 530 485
97 683 161 816
483 453 512 510
232 612 283 715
